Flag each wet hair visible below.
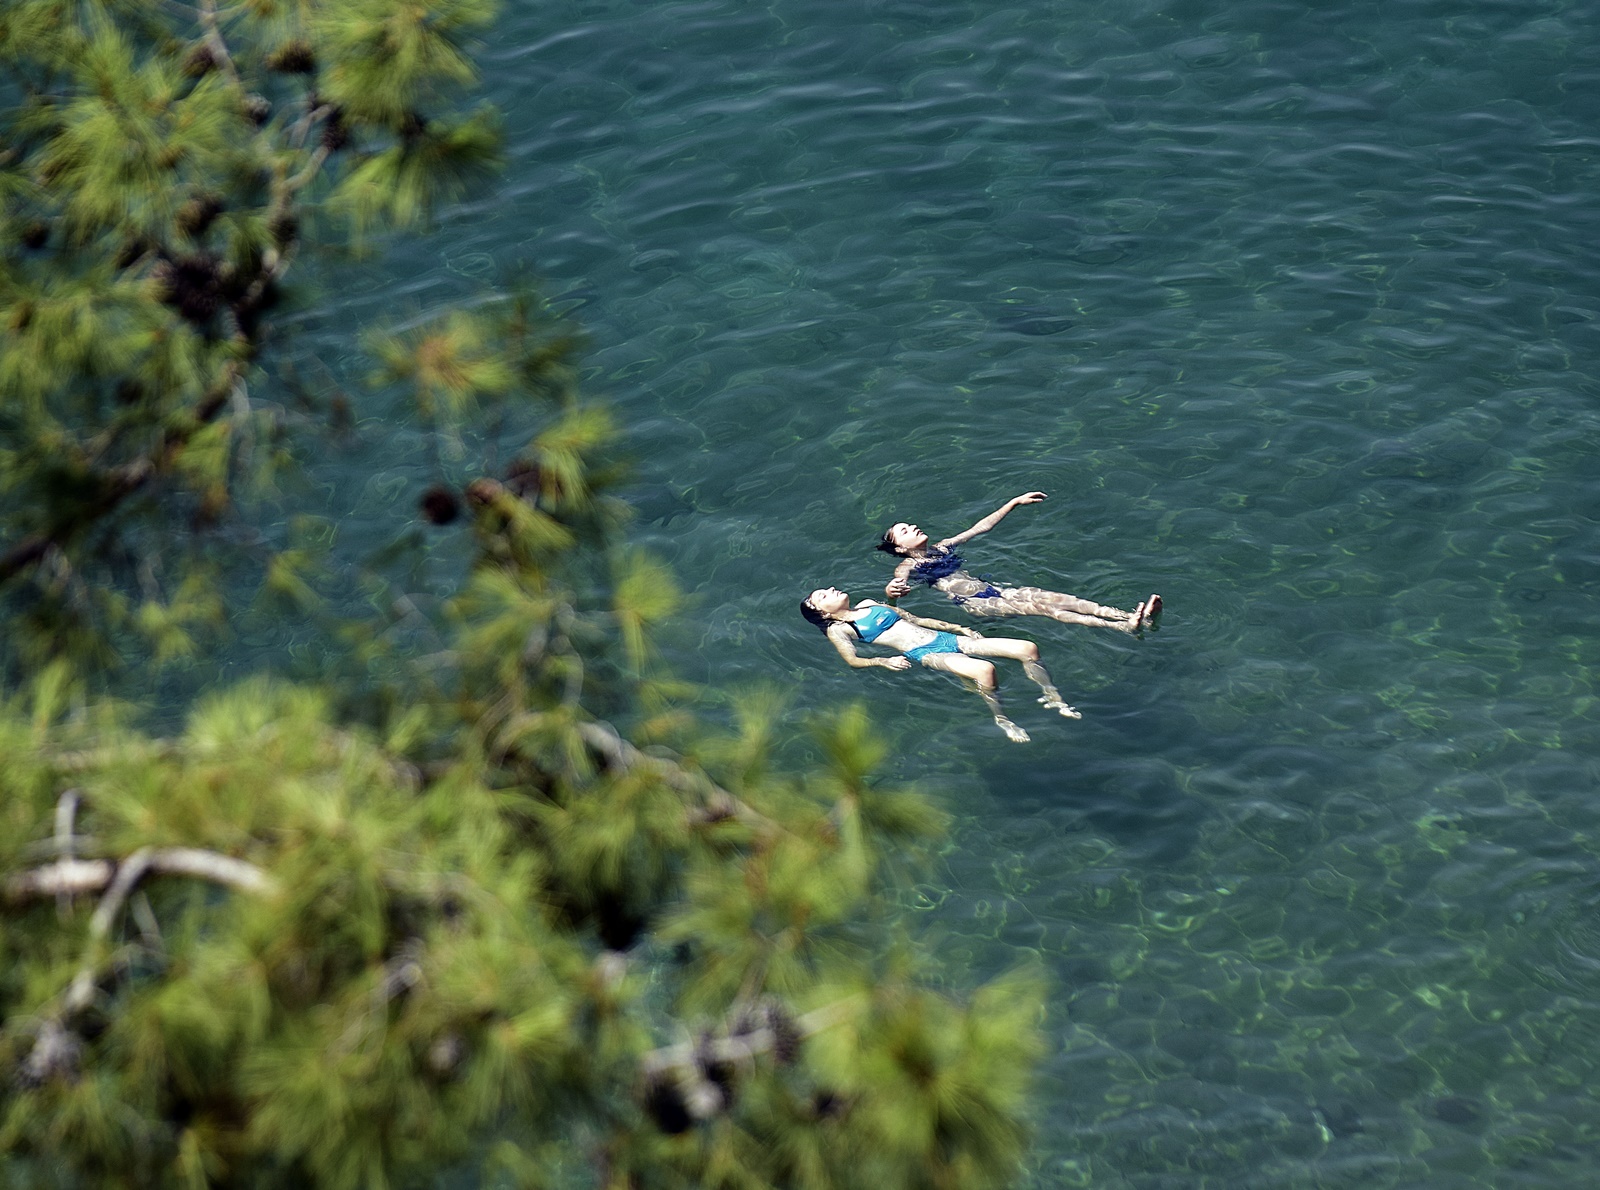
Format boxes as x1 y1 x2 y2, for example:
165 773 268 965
876 529 904 556
799 599 833 633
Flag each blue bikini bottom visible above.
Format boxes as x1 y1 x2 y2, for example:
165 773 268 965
905 632 962 663
951 584 1001 604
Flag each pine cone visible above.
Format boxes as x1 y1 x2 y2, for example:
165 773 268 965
243 94 273 126
696 1036 737 1111
767 1003 802 1066
182 43 217 77
642 1076 693 1134
153 254 225 326
176 195 224 239
269 212 299 249
419 485 461 526
321 108 350 152
267 41 316 74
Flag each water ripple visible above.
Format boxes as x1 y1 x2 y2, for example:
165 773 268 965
287 0 1600 1184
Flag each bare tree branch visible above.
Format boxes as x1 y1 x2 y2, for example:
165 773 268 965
639 999 854 1122
198 0 242 88
54 789 80 857
4 848 276 905
10 845 279 1082
53 789 83 920
640 1000 850 1079
285 144 331 196
577 720 774 831
6 858 115 901
63 847 158 1012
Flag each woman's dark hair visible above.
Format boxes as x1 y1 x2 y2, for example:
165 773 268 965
875 529 903 556
799 599 833 633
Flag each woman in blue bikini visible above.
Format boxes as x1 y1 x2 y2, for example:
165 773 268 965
801 585 1080 743
879 491 1161 632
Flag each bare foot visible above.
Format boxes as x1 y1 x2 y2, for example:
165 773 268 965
1132 593 1163 631
1039 696 1083 719
995 717 1030 743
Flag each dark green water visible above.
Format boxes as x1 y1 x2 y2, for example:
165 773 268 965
291 1 1600 1184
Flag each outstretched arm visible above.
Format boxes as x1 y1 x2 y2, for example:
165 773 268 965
826 624 912 671
896 609 981 638
937 491 1047 549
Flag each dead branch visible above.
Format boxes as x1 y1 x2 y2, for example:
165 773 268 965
6 858 115 900
10 845 278 1084
54 790 80 857
4 848 276 905
640 1000 850 1079
198 0 242 88
639 999 853 1123
576 721 774 831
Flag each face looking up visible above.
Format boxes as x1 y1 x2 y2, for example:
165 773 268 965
806 587 851 616
888 522 928 552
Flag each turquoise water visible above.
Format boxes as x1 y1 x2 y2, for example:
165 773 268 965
291 1 1600 1184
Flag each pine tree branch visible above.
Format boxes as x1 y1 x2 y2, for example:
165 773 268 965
4 847 276 904
47 792 89 918
54 789 81 858
259 138 329 286
640 1000 850 1076
0 450 152 581
0 363 238 585
50 741 181 772
285 144 331 196
49 729 416 788
11 845 278 1083
5 858 115 901
290 100 334 151
575 721 774 830
639 999 854 1121
197 0 242 89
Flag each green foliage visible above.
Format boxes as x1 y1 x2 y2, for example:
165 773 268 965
0 0 1048 1187
0 0 510 673
329 107 503 240
313 0 495 126
0 682 602 1186
368 307 514 428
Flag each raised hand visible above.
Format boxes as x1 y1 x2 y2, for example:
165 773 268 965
1013 491 1048 505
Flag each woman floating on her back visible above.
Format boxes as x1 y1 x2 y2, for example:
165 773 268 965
800 585 1080 742
879 491 1161 632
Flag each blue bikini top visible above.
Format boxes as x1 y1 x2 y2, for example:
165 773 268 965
909 547 964 585
851 603 901 643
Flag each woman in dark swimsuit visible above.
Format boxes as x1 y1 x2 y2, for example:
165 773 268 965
878 491 1161 632
801 585 1081 743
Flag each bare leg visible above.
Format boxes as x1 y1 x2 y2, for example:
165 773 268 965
921 652 1029 742
957 585 1142 631
1023 659 1081 718
976 684 1030 742
960 636 1082 719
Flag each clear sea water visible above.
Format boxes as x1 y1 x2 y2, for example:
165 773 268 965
288 1 1600 1185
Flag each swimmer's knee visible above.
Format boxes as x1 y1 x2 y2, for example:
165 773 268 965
1021 642 1039 661
977 662 997 688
